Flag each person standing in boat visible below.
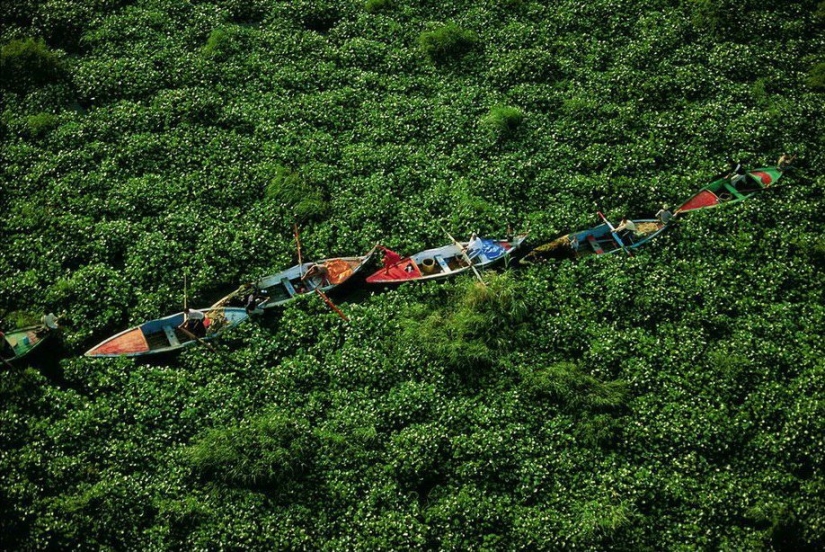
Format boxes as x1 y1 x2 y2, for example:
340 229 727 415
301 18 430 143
615 217 639 235
41 313 60 330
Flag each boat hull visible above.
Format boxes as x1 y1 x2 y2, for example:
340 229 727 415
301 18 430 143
522 219 668 262
675 166 783 214
85 307 249 357
1 325 51 363
366 235 527 284
211 251 376 312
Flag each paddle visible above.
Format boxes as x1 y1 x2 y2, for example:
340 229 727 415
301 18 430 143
178 321 218 353
441 226 485 285
315 289 349 322
597 211 633 257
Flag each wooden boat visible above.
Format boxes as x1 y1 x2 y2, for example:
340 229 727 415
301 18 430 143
212 248 377 312
1 325 51 364
85 307 248 357
521 218 669 262
366 234 528 285
675 166 784 214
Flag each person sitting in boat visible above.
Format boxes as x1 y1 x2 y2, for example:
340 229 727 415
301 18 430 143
777 153 795 171
35 312 60 336
302 263 329 285
244 287 270 314
725 159 747 187
180 308 206 337
656 206 674 224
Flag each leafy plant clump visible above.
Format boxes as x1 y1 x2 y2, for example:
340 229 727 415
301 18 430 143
480 105 524 138
266 165 328 222
24 112 59 138
806 62 825 91
202 28 241 61
0 38 65 92
419 23 478 63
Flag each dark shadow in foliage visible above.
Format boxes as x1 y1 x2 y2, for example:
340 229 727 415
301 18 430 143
806 62 825 92
30 0 135 53
689 0 749 41
745 503 823 552
0 38 66 93
222 0 268 24
266 165 329 223
186 411 315 493
386 422 451 505
365 0 392 14
291 0 344 33
419 23 478 64
0 0 37 28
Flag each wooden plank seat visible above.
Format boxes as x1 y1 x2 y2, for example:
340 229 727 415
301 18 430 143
434 254 452 273
281 277 297 297
587 235 604 254
163 325 181 347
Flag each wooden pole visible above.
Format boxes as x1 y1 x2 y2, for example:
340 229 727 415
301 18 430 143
441 227 485 285
315 289 349 322
294 224 304 277
597 211 632 257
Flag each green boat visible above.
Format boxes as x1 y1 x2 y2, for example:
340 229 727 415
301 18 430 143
675 166 784 214
1 325 52 364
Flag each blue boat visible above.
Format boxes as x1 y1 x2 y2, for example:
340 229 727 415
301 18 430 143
85 307 249 357
521 218 670 262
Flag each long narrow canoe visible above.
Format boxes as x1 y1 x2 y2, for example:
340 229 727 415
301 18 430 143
521 219 669 262
85 307 248 357
675 166 784 214
1 325 51 364
366 234 528 285
213 249 376 312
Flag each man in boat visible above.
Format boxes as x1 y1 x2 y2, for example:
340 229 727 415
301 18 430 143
244 287 269 314
725 159 747 187
656 206 674 224
34 312 60 336
615 217 641 237
777 153 795 170
302 263 329 285
180 307 206 337
379 246 402 271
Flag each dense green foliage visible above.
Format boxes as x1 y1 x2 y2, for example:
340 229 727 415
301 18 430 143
1 0 824 549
